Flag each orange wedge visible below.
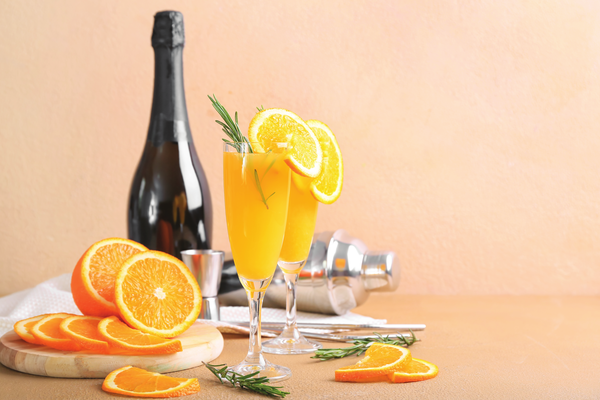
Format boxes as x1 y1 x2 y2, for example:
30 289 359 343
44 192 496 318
335 343 412 382
114 251 201 338
30 313 82 351
14 314 50 345
98 316 182 354
102 366 200 398
248 108 323 178
390 358 439 383
71 238 148 317
59 315 110 353
306 120 343 204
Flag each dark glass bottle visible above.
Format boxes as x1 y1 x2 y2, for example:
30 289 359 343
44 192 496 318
128 11 212 258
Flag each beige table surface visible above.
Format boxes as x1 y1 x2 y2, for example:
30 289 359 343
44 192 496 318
1 294 599 399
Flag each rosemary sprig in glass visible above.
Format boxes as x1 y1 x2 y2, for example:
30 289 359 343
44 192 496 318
208 94 253 153
203 362 289 398
311 331 419 361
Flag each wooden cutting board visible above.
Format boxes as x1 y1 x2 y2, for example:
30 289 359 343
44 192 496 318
0 321 223 378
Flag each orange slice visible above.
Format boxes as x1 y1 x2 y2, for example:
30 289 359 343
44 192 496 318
14 314 50 345
30 313 82 351
102 366 200 398
306 120 343 204
248 108 323 178
335 342 412 382
114 251 201 338
59 315 110 353
71 238 148 317
98 316 182 354
390 358 439 383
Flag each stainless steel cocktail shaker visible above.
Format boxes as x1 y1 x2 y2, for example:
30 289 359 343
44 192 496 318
218 229 400 315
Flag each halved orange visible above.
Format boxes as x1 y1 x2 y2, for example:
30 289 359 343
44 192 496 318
98 316 182 354
71 238 148 317
114 251 201 338
306 120 343 204
59 315 110 353
248 108 323 178
14 314 50 345
390 358 439 383
30 313 82 351
102 366 200 398
335 342 412 382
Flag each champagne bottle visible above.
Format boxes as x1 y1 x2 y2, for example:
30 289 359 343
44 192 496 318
128 11 212 258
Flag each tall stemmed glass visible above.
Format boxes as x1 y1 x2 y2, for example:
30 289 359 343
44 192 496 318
262 173 322 354
223 141 292 381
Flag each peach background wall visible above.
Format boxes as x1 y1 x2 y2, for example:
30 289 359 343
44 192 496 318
1 0 600 296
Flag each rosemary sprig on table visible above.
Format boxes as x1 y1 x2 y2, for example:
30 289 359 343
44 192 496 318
208 94 253 153
203 362 289 398
311 331 419 361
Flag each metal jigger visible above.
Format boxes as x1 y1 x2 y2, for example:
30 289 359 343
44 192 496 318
181 250 224 320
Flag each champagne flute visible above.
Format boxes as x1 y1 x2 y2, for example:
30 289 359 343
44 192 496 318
223 141 292 381
262 173 322 354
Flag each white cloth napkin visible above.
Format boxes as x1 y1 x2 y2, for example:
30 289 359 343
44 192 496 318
0 274 385 338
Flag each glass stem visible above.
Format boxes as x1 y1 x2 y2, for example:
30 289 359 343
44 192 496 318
283 272 299 332
245 288 266 365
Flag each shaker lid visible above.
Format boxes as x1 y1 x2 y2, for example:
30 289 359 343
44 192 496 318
152 11 185 48
361 251 400 292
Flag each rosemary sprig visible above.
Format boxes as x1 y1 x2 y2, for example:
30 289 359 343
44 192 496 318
257 105 264 112
311 331 419 361
208 94 253 153
203 362 289 398
254 169 276 209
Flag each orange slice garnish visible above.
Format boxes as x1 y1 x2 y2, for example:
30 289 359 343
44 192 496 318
114 251 201 338
30 313 82 351
14 314 50 345
335 343 412 382
390 358 439 383
248 108 323 178
59 315 110 353
71 238 148 317
98 316 182 354
102 366 200 398
306 120 343 204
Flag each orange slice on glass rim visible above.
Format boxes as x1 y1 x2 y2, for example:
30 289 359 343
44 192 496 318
114 251 201 338
30 313 82 351
102 366 201 398
335 342 412 382
390 358 439 383
248 108 323 178
14 314 50 345
98 316 182 354
71 238 148 317
306 120 343 204
59 315 110 353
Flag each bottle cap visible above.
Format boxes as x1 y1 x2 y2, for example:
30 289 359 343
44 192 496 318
152 11 185 48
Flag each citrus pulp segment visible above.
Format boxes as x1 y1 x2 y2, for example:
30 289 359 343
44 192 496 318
390 358 439 383
30 313 82 351
102 366 201 398
59 315 109 353
98 316 182 354
114 251 202 338
71 238 148 317
334 342 412 382
14 314 49 345
248 108 323 178
306 120 343 204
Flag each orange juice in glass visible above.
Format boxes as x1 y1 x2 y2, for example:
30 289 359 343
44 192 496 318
223 141 292 380
262 173 322 354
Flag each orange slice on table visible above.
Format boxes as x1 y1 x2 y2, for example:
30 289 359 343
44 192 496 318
102 365 201 398
98 316 182 355
71 238 148 317
59 315 110 353
306 120 343 204
335 342 412 382
248 108 323 178
30 313 82 351
14 314 50 345
114 251 201 338
390 358 439 383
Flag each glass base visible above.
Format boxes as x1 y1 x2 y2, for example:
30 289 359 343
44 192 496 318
262 329 323 354
228 359 292 382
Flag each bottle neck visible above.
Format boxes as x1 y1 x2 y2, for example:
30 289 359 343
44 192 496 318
148 45 192 145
